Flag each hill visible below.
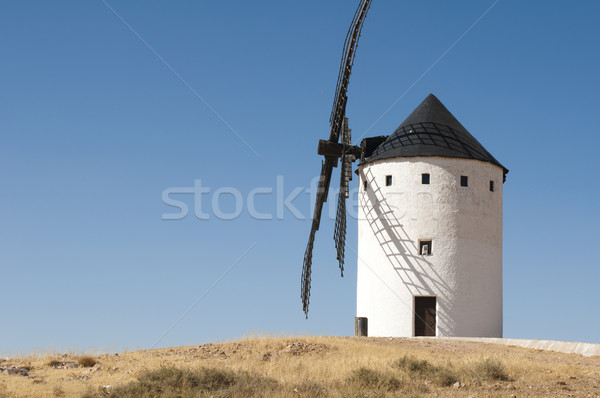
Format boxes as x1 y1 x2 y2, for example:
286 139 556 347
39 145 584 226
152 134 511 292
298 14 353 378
1 337 598 397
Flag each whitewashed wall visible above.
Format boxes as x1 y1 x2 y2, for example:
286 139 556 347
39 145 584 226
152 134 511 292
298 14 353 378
356 156 504 337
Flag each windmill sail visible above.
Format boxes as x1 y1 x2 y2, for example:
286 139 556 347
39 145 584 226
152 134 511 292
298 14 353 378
301 0 372 317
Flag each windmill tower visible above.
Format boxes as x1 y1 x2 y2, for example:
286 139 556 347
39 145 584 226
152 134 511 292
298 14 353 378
355 94 508 338
301 0 508 339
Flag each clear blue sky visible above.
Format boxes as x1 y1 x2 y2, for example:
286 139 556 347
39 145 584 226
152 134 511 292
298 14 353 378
1 1 599 354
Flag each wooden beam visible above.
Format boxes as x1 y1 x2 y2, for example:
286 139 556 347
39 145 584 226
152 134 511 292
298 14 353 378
317 140 361 159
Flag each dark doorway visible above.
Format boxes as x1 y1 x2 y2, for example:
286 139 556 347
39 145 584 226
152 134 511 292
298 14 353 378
414 297 436 336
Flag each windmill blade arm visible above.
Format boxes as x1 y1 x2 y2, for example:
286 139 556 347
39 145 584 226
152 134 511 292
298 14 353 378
329 0 372 143
301 159 335 316
311 158 335 228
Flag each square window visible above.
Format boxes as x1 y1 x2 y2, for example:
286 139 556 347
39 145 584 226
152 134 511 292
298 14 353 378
422 173 430 185
460 176 468 187
419 240 432 256
385 175 392 186
363 180 367 190
490 180 495 192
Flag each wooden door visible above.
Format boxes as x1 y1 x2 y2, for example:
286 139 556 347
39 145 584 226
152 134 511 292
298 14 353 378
414 297 436 337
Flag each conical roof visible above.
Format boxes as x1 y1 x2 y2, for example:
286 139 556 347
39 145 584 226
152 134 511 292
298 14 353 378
364 94 507 174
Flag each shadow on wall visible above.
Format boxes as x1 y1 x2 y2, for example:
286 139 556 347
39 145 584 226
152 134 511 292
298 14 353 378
359 167 455 336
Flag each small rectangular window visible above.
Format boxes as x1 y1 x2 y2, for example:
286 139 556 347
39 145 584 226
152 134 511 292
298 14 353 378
363 180 367 190
422 173 430 185
385 175 392 186
460 176 468 187
419 240 432 256
489 180 495 192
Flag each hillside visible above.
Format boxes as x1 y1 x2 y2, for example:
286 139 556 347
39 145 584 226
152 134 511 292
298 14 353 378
1 337 598 397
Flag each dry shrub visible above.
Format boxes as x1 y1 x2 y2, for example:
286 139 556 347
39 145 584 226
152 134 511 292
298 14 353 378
77 356 97 368
52 386 65 398
80 387 101 398
471 358 509 381
85 366 279 398
292 380 326 397
393 355 458 387
347 367 402 392
47 359 62 367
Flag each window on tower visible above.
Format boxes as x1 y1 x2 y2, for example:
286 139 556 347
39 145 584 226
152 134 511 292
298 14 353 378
385 175 392 186
422 173 430 185
419 240 432 256
460 176 468 187
490 180 495 192
363 180 367 190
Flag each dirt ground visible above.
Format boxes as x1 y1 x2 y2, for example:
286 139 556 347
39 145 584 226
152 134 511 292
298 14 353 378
1 337 599 397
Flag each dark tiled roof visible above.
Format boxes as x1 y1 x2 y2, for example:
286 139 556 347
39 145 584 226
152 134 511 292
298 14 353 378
364 94 507 174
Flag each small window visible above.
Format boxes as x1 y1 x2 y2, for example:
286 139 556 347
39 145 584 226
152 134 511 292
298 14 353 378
489 180 495 192
419 240 432 256
422 173 430 185
460 176 468 187
385 175 392 186
363 180 367 190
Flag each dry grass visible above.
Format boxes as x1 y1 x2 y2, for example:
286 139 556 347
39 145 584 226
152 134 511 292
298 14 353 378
77 356 97 368
471 357 510 382
0 337 599 397
393 355 458 386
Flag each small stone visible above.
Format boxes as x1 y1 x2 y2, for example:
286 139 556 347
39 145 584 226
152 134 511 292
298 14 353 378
261 352 272 361
452 381 464 389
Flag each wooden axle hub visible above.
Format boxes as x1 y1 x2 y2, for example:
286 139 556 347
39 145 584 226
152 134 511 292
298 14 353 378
318 139 361 160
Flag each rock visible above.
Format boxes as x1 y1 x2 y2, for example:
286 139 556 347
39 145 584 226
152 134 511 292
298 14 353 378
261 352 272 361
0 366 30 376
64 363 79 369
452 381 465 389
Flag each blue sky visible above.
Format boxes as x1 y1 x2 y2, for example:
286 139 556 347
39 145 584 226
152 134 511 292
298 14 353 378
1 0 599 354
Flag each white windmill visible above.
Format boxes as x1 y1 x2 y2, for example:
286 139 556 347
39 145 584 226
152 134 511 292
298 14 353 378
301 1 507 339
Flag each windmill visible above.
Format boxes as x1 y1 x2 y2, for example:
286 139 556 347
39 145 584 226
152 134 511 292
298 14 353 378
301 0 372 317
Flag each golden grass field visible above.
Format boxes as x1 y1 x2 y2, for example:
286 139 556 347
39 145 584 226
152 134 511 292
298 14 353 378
1 337 599 397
